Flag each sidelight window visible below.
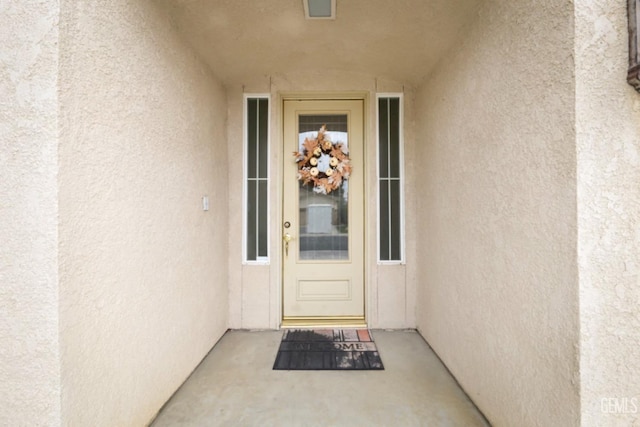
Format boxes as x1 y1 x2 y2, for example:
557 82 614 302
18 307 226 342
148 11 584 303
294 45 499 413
377 95 404 263
244 95 270 263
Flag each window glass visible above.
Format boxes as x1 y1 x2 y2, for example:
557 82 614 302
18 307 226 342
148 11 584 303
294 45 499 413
245 97 269 261
378 97 403 262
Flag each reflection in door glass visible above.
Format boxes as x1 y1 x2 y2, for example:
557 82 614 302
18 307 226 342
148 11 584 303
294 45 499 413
298 115 349 260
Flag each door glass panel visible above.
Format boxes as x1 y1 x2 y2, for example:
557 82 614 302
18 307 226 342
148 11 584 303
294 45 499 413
297 114 349 260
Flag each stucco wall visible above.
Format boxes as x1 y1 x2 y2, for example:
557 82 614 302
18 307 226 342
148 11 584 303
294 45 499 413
226 73 417 329
576 1 640 425
58 1 228 425
414 1 579 426
0 1 62 425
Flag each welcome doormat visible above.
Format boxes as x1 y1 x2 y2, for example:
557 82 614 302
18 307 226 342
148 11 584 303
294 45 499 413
273 329 384 370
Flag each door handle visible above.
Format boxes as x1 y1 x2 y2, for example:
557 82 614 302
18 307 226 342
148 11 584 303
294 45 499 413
283 233 294 256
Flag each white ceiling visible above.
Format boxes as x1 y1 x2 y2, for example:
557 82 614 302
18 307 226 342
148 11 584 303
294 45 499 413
159 0 481 86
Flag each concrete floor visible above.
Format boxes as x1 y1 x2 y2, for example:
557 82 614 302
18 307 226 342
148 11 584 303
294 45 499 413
150 330 490 426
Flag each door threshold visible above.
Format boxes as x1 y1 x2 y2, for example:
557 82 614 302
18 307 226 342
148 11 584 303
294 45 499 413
281 316 367 329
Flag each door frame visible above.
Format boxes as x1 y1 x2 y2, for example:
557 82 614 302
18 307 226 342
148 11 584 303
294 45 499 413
277 92 370 328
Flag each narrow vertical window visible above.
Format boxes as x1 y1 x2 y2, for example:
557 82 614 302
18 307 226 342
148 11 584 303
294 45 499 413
377 96 404 262
245 96 269 262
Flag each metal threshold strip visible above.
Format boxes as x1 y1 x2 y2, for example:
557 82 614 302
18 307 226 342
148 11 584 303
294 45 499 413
281 316 366 329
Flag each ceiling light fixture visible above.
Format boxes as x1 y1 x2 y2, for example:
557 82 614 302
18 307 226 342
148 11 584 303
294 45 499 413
303 0 336 20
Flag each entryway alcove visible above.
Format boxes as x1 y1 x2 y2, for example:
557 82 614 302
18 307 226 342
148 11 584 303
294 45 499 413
9 0 635 426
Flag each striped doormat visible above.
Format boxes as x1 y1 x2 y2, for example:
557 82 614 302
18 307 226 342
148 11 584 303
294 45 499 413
273 329 384 370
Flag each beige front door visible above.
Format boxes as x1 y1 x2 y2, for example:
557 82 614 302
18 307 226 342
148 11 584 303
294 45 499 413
282 99 365 326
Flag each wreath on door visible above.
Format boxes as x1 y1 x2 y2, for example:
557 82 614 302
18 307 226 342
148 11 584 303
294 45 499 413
293 125 352 195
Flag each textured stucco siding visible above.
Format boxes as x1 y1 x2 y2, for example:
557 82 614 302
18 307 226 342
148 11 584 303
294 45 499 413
0 1 62 425
58 1 228 425
414 1 579 426
576 1 640 426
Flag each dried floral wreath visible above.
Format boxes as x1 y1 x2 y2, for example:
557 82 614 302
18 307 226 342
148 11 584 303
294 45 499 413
293 125 352 194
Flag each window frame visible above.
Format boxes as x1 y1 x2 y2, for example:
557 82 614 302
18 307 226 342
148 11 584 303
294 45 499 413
243 94 271 264
376 93 406 264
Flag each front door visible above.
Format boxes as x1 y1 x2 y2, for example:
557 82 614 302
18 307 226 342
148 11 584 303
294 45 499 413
282 99 365 326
